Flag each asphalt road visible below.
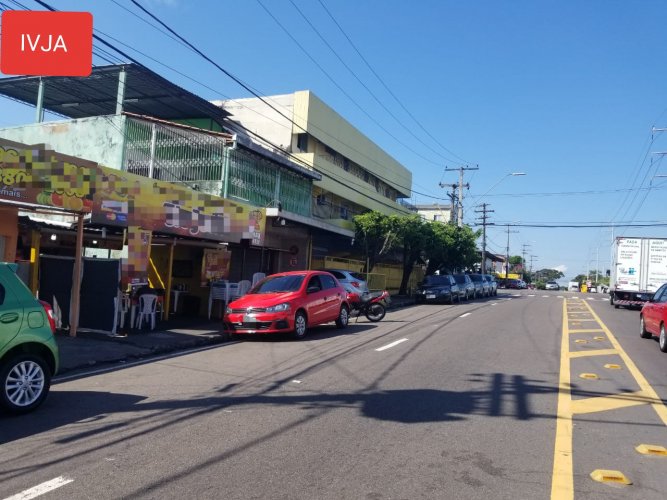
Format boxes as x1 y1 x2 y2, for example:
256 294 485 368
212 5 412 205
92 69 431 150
2 290 667 499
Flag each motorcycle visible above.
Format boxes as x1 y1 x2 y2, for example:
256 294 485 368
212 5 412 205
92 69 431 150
346 289 391 322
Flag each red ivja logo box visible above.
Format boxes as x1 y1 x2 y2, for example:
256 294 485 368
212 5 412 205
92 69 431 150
1 11 93 76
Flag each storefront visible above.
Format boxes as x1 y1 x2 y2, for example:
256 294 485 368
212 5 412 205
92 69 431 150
0 138 266 335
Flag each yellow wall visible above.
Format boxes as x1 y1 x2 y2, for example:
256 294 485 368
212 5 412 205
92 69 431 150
0 206 18 262
293 91 413 199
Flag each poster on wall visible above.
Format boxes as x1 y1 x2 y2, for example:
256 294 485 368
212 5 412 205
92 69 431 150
201 248 231 286
122 226 152 286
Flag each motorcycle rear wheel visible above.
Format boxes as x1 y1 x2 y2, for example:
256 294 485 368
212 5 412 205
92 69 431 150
365 303 386 322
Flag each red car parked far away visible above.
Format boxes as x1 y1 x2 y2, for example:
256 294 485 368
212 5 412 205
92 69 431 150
224 270 350 339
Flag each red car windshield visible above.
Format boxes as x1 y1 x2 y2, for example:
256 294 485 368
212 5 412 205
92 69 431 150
251 275 305 294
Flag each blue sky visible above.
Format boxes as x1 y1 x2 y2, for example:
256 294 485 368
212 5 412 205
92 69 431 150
2 0 667 280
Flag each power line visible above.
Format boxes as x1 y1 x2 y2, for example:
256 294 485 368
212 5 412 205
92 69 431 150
287 0 460 165
254 0 446 168
315 0 470 165
106 0 449 202
25 0 439 211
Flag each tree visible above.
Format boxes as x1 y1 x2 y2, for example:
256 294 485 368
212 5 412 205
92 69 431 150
534 268 564 282
390 214 432 295
353 212 398 273
427 223 479 274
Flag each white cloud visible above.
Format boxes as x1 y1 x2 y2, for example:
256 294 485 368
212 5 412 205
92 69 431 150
555 265 568 274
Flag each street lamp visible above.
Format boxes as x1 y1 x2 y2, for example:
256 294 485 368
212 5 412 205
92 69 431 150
475 172 527 206
650 174 667 187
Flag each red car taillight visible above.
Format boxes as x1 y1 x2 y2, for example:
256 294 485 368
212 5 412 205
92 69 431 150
351 281 360 288
39 300 56 334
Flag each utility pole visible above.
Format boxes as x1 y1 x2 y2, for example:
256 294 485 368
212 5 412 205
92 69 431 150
521 243 531 280
505 225 519 278
475 203 494 274
438 182 459 224
444 165 478 227
530 254 537 274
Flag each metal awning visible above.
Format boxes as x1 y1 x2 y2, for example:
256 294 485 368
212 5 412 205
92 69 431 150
0 63 229 125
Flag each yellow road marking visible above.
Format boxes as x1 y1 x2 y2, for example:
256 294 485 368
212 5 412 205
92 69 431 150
569 329 604 333
569 348 617 358
551 299 574 499
571 390 658 414
582 301 667 426
552 300 667 499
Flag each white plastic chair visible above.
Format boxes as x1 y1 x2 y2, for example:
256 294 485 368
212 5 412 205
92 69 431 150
117 293 130 331
238 280 252 297
252 272 266 286
226 283 241 303
135 294 158 330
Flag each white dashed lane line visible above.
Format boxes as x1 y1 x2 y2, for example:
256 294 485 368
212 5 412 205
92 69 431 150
3 476 74 500
459 312 471 318
375 338 408 352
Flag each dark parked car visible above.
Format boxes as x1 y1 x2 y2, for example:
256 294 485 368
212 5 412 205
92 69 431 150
468 274 490 298
415 274 461 304
483 274 498 296
453 274 475 300
505 279 522 289
0 262 59 413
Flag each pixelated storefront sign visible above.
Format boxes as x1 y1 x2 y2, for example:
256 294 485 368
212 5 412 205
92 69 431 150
0 139 265 245
0 140 95 211
1 11 93 77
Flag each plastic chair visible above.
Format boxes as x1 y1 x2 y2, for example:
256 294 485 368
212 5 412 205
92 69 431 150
117 293 130 331
226 283 241 303
238 280 252 297
135 294 158 330
252 272 266 286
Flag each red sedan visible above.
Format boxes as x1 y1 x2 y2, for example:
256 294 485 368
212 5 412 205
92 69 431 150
639 283 667 351
223 271 350 339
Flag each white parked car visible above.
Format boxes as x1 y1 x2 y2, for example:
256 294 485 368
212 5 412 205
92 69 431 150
545 281 559 290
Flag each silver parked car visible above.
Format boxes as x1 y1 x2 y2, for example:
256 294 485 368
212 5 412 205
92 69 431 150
320 269 370 294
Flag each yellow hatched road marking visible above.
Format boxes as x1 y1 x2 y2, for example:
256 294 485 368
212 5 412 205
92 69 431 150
551 299 667 499
582 301 667 426
571 390 657 414
569 348 617 359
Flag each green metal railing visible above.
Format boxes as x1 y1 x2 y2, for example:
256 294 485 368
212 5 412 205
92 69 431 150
122 117 312 216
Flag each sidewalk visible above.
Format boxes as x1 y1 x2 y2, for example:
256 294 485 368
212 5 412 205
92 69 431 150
55 295 416 375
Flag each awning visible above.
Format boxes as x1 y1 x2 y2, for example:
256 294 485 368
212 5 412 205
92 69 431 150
0 63 230 125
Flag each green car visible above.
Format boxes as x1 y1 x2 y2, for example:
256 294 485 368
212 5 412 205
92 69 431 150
0 262 59 413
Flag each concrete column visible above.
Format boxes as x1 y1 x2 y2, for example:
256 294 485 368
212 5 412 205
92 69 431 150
116 67 127 115
35 78 45 123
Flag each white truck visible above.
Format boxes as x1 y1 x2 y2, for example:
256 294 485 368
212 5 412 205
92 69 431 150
610 237 667 308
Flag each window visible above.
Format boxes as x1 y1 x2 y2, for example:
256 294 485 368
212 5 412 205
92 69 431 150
0 283 5 306
434 215 443 222
297 133 308 152
655 284 667 303
307 276 322 293
340 206 349 219
320 274 336 290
